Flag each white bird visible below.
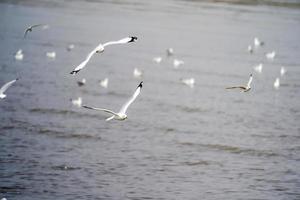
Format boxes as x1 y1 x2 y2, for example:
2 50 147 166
83 81 143 121
70 36 137 74
280 67 286 76
254 63 263 73
1 198 7 200
254 37 264 47
67 44 75 51
180 78 195 88
153 57 162 64
166 48 174 56
247 45 253 53
14 49 23 60
24 24 48 38
274 78 280 89
0 78 18 99
133 68 143 78
226 74 253 92
266 51 276 60
77 78 86 87
173 59 184 68
71 97 82 107
99 78 109 88
46 51 56 59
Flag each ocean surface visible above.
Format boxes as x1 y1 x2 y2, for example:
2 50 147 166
0 0 300 199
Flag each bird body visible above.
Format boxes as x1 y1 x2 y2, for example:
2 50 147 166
46 51 56 59
166 48 174 56
83 81 143 121
70 36 137 74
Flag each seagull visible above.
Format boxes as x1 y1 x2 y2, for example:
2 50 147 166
133 68 143 78
247 45 253 53
254 63 263 73
280 67 286 76
180 78 195 88
46 51 56 59
24 24 47 38
83 81 143 121
173 59 184 68
71 97 82 107
153 57 162 64
99 78 109 88
67 44 75 51
226 74 253 92
166 48 174 56
70 36 137 75
254 37 264 47
0 78 18 99
77 78 86 87
274 78 280 89
266 51 276 60
14 49 23 60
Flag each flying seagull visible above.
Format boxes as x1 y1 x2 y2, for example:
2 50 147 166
83 81 143 121
70 97 82 107
254 37 264 47
226 74 253 92
70 36 137 75
0 78 19 99
24 24 47 38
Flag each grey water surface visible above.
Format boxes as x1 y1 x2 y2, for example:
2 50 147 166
0 0 300 199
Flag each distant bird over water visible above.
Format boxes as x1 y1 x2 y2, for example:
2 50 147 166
71 97 82 107
280 67 286 76
173 59 184 68
266 51 276 60
70 36 137 75
0 78 19 99
77 78 86 87
254 37 264 47
166 48 174 56
180 78 195 88
14 49 23 60
133 68 143 78
254 63 263 73
24 24 47 38
273 78 280 89
226 74 253 92
99 78 109 88
83 81 143 121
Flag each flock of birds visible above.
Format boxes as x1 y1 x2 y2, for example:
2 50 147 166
1 25 287 121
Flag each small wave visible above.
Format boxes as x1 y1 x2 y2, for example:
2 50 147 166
178 142 280 157
51 165 81 171
175 105 208 113
29 108 77 115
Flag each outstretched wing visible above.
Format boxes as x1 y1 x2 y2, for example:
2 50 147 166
246 74 253 88
0 79 18 94
82 105 119 116
119 81 143 114
70 49 96 74
226 86 246 90
31 24 45 29
103 36 137 47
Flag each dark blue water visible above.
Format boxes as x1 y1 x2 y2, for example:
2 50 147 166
1 0 300 199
